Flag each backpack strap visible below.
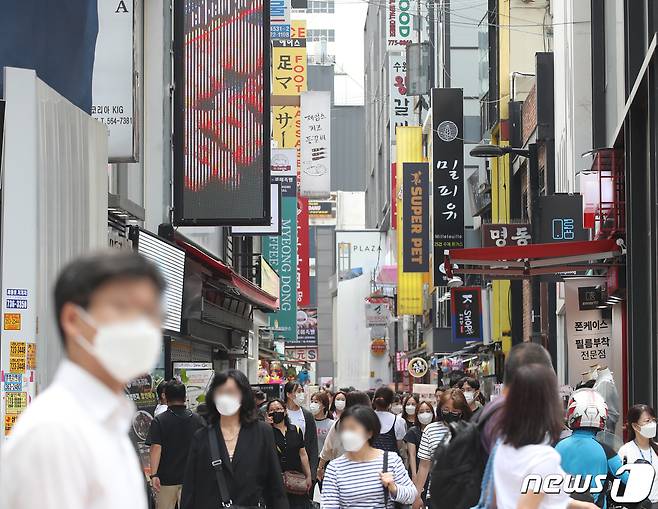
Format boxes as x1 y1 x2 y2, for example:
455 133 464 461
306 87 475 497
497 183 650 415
383 451 389 507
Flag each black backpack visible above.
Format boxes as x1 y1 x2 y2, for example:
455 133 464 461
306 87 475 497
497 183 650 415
429 419 489 509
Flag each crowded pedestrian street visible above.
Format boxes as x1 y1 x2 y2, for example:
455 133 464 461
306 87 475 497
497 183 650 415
0 0 657 508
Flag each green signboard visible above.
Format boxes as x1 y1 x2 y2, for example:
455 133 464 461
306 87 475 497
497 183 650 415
262 195 297 342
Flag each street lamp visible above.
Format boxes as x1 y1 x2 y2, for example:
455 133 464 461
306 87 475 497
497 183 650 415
470 144 530 158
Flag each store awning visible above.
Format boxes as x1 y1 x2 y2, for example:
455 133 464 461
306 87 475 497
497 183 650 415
445 239 623 279
376 265 398 285
175 239 279 311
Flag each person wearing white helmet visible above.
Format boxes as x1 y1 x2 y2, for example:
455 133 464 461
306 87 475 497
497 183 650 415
556 388 629 508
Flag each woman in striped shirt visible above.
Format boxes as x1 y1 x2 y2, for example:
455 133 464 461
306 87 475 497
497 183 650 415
321 405 417 509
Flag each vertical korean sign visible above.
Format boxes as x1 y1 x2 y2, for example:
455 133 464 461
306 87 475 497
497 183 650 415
389 53 413 167
263 151 298 342
92 0 136 161
297 197 310 307
432 88 464 285
300 91 331 196
270 0 291 40
388 0 415 47
564 277 613 386
402 162 429 272
451 287 484 342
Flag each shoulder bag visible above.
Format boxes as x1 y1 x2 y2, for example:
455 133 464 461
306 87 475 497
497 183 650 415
207 427 263 509
279 426 309 496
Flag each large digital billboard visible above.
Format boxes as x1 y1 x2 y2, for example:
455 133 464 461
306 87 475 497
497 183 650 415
173 0 271 225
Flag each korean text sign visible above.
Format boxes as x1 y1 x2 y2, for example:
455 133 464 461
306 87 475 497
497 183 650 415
432 88 464 284
300 91 331 196
482 223 532 248
564 277 612 385
402 162 429 272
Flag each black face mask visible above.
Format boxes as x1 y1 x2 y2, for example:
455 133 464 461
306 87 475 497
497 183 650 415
270 411 285 424
442 411 462 423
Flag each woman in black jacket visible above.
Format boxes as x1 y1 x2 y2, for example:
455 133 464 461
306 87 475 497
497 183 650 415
181 370 288 509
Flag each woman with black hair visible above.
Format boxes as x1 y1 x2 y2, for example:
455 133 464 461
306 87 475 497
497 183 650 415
181 370 288 509
330 391 347 420
492 364 598 509
372 387 407 453
284 381 319 485
321 405 417 508
618 404 658 507
402 394 419 429
266 399 312 509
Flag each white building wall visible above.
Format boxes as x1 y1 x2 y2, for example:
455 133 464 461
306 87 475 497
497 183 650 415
553 0 593 194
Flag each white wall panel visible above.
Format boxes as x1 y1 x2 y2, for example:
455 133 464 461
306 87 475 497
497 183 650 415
1 68 108 423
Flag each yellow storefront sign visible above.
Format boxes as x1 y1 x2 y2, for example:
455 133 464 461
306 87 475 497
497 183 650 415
396 127 429 315
9 340 26 373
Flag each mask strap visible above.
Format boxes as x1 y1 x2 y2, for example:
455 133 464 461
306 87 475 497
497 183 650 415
73 306 98 352
75 305 99 330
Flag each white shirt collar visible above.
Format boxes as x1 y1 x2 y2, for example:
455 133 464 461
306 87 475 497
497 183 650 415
53 359 135 433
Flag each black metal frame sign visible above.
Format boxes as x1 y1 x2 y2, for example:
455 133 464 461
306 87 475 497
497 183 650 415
432 88 464 284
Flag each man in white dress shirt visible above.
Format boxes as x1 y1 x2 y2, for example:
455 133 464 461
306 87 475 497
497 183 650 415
0 251 166 509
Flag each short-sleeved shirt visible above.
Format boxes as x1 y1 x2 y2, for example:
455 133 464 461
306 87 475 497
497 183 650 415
404 426 423 469
417 422 450 461
375 411 407 440
146 405 206 486
315 417 334 453
618 441 658 503
494 442 570 509
288 407 306 436
272 424 304 473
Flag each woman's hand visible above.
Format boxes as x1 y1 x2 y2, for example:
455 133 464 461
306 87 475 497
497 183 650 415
379 472 398 497
305 476 312 492
316 466 325 481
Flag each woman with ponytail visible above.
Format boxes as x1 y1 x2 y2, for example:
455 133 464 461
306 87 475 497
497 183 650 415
371 387 407 453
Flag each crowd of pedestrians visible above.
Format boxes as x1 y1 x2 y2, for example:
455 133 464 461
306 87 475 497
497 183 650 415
4 252 658 509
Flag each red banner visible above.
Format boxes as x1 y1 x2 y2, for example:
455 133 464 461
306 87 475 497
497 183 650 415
297 197 310 307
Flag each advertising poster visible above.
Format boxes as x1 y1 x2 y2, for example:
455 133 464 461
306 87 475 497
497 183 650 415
251 383 283 401
263 198 298 342
402 162 429 272
260 256 281 304
26 343 36 370
432 88 464 284
482 223 532 247
125 374 159 476
174 0 270 225
365 296 393 326
296 308 318 346
271 148 298 197
308 193 336 225
92 0 136 161
451 287 484 342
565 277 612 385
297 198 310 307
300 91 331 196
173 362 215 411
9 341 26 373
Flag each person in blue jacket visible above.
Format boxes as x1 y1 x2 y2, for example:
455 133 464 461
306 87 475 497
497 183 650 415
556 388 629 508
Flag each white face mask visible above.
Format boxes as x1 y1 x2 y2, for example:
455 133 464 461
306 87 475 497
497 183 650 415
418 412 433 425
295 393 306 406
334 400 346 411
215 394 241 416
75 307 161 384
639 422 657 439
391 404 403 415
309 402 321 415
341 430 367 452
405 405 417 416
464 392 475 404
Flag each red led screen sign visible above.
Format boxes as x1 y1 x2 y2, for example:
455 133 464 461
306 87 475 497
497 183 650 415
173 0 271 226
